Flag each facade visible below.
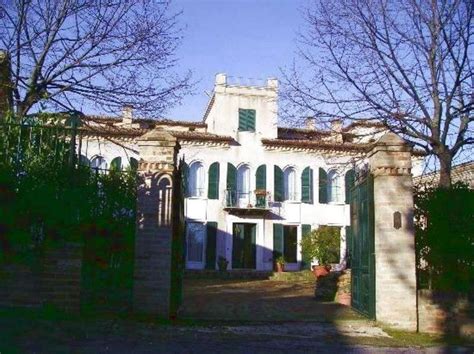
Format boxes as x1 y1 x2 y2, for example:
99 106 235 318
78 74 423 272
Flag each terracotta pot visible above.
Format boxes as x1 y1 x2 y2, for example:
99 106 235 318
312 265 331 278
275 263 285 273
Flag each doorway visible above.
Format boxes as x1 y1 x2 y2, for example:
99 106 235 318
232 223 256 269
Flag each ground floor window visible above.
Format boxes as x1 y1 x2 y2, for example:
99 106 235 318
187 222 205 262
273 224 298 263
283 225 297 263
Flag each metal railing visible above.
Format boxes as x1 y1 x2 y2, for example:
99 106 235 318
224 189 269 209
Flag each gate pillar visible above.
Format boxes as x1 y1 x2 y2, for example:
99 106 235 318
368 132 417 330
133 129 180 318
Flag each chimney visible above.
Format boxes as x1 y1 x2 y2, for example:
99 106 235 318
215 73 227 86
330 119 343 143
122 105 133 125
305 116 316 130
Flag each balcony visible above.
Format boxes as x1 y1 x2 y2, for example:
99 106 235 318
223 189 270 216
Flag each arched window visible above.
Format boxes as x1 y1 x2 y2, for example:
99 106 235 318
237 164 251 207
111 157 122 171
129 157 139 171
284 167 297 201
90 156 107 170
79 155 90 167
188 161 205 197
327 170 342 203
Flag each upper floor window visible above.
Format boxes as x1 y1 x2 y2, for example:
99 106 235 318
188 161 205 197
284 167 297 201
328 170 342 203
238 109 256 132
91 156 107 170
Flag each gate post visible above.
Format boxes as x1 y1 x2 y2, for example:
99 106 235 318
133 129 180 318
368 132 417 330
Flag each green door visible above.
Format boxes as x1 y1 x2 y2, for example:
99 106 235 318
232 223 256 269
350 174 375 319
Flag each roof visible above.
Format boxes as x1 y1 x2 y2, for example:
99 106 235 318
261 138 371 153
85 115 206 128
414 161 474 188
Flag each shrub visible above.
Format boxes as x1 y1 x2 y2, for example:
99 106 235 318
414 182 474 293
300 226 340 266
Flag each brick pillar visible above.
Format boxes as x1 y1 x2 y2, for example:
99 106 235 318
368 132 417 330
133 129 179 317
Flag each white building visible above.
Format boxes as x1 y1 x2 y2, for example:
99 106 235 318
78 74 423 272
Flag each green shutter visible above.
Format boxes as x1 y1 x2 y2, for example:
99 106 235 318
301 167 313 203
256 164 267 207
301 224 312 269
111 157 122 171
208 162 220 199
256 164 266 190
319 168 328 204
273 223 284 259
345 169 355 204
274 165 284 202
226 163 237 206
238 109 256 131
129 157 138 171
182 162 189 197
205 222 218 269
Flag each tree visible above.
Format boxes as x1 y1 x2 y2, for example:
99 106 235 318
0 0 191 118
283 0 473 187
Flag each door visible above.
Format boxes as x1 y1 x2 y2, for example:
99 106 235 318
350 174 375 319
232 223 256 269
186 222 205 269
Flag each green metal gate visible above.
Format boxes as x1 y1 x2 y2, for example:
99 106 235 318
349 173 375 319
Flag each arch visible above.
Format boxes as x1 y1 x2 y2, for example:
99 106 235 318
188 161 205 197
237 164 251 196
157 174 172 226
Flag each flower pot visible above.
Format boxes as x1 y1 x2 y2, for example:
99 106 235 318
275 263 285 273
337 293 351 306
312 265 331 278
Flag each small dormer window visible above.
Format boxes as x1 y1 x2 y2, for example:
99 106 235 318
238 109 256 132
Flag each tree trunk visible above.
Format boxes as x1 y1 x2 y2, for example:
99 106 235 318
437 151 452 188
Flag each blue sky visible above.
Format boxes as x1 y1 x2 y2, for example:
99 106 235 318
168 0 307 122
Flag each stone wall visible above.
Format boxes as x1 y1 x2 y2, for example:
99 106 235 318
0 243 83 312
418 290 473 338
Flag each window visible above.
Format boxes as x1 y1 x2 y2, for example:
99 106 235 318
79 155 90 167
273 224 297 263
238 109 256 131
111 157 122 171
188 161 205 197
129 157 139 171
237 164 251 207
91 156 107 170
284 167 297 201
186 222 205 262
328 170 342 203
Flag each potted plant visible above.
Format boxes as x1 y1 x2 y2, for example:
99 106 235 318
275 255 286 272
300 226 340 278
217 256 229 271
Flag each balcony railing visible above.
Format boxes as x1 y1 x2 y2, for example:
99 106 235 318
224 189 269 209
